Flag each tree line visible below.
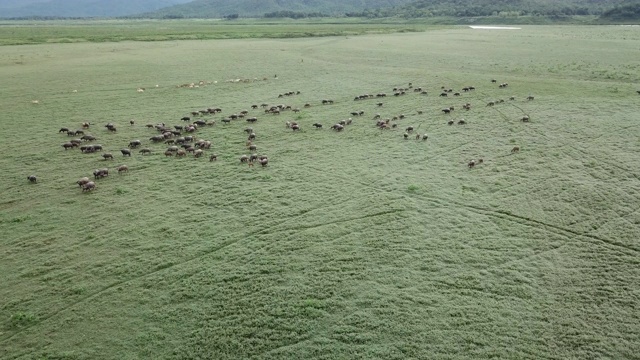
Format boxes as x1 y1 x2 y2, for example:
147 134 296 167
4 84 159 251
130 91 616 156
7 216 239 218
347 0 626 18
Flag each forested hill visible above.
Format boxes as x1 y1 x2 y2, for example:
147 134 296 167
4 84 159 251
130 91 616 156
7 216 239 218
142 0 632 19
1 0 637 20
353 0 630 18
599 2 640 20
141 0 414 18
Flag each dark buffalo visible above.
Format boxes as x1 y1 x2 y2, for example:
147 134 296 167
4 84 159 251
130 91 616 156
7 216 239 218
128 140 142 148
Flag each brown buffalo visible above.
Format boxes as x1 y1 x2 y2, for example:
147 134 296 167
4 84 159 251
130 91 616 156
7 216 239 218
77 177 90 186
82 181 96 192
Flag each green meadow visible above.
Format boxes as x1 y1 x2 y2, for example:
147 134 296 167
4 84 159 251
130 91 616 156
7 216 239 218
0 19 431 45
0 23 639 359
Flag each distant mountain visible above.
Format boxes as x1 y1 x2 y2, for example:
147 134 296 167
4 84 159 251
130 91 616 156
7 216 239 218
0 0 49 9
141 0 415 18
1 0 634 19
0 0 192 18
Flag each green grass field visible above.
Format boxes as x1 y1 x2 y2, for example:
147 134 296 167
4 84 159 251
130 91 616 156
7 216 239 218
0 24 639 359
0 19 433 45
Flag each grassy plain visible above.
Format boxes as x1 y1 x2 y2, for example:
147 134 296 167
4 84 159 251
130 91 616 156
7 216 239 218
0 24 639 359
0 19 432 45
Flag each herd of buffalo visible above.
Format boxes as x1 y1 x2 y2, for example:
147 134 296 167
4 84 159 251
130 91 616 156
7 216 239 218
27 80 534 192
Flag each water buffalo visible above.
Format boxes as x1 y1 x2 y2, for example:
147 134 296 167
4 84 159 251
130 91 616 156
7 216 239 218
93 168 108 179
82 181 96 192
77 177 90 187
